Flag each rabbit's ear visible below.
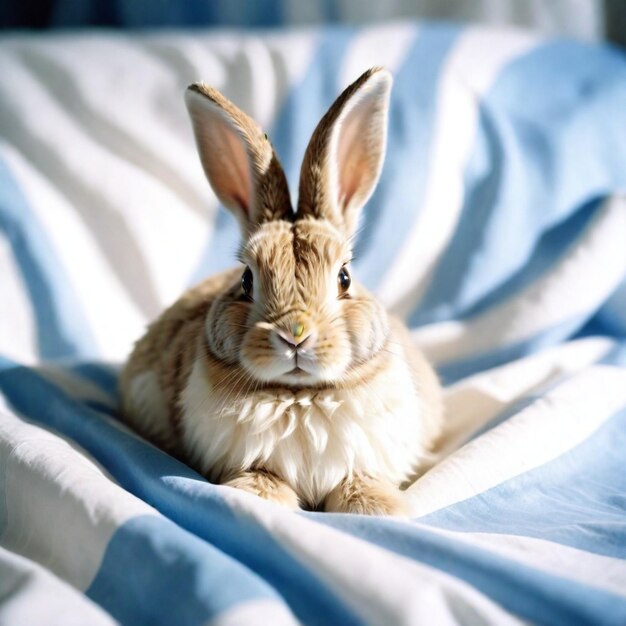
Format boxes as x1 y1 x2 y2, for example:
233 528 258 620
185 84 293 236
297 67 392 236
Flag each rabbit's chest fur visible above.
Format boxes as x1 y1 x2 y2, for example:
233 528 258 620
179 352 426 506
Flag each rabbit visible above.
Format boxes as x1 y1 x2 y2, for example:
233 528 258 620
120 67 443 516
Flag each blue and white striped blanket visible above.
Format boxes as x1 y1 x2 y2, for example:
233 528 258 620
1 22 626 626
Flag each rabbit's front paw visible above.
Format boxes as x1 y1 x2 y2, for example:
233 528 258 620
224 469 300 510
324 474 408 516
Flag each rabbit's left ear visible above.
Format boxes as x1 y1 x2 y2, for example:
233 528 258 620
297 67 392 236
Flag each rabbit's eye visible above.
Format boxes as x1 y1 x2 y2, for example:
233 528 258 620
338 266 351 295
241 267 253 300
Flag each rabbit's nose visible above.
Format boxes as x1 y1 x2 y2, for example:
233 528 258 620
275 323 315 349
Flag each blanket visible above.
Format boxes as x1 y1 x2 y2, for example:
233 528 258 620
1 22 626 626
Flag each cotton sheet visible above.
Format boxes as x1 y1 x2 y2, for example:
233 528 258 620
1 23 626 625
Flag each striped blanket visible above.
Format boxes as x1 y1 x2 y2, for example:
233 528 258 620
1 22 626 626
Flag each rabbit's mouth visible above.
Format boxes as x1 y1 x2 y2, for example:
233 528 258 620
286 366 308 376
240 320 352 385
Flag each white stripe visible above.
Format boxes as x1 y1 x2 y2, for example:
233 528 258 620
339 22 419 89
152 28 318 132
44 32 222 224
377 27 539 313
230 30 318 131
219 489 523 626
0 546 117 626
0 235 38 364
1 144 147 363
429 529 626 599
204 599 299 626
407 365 626 516
437 336 614 459
0 48 208 311
0 407 156 590
412 195 626 364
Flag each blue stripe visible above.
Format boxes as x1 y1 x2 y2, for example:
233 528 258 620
453 196 603 320
317 514 626 626
410 40 626 327
594 275 626 336
0 357 363 626
70 361 119 399
354 24 462 291
88 515 281 626
0 158 97 360
189 208 240 283
418 402 626 560
600 340 626 367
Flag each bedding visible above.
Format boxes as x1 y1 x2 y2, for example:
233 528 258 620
1 22 626 626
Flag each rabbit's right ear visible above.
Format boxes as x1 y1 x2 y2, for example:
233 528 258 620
185 84 293 236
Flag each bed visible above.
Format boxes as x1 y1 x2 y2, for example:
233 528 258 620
1 21 626 625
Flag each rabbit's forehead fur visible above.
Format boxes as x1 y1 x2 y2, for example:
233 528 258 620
242 218 351 304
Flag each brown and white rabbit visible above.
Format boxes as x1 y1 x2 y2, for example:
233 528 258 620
120 67 443 515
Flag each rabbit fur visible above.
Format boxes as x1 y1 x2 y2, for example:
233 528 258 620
120 68 443 515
